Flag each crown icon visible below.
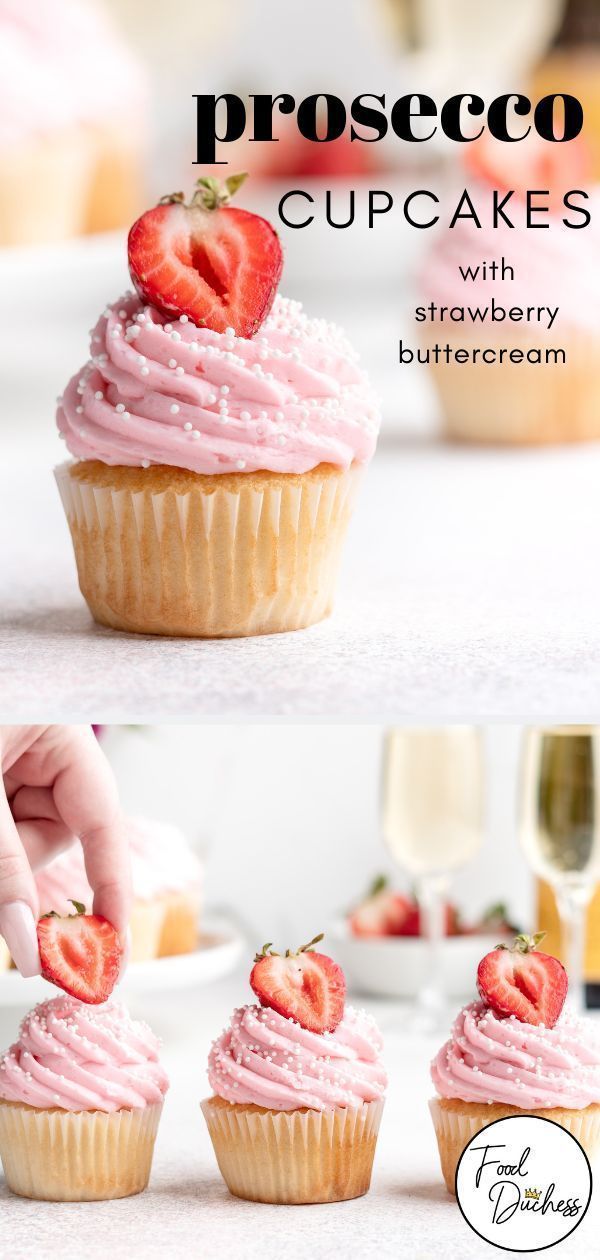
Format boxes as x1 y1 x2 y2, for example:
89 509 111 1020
524 1188 541 1201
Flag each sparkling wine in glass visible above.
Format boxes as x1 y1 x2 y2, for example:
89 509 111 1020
520 726 600 1012
381 726 484 1029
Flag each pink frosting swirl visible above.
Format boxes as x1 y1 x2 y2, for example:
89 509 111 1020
57 294 380 475
0 997 169 1113
431 1001 600 1110
208 1003 387 1111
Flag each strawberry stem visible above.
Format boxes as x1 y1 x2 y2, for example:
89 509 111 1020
191 172 249 211
496 931 547 954
254 932 324 963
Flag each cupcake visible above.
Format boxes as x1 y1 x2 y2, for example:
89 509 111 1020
128 816 202 958
34 815 202 962
0 994 168 1200
55 176 381 637
201 934 387 1204
0 0 145 246
429 934 600 1194
420 134 600 445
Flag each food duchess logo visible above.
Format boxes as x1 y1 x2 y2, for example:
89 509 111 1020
455 1115 593 1252
193 91 591 231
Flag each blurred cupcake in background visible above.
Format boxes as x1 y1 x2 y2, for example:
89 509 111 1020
34 815 203 963
421 133 600 444
0 0 146 246
533 0 600 180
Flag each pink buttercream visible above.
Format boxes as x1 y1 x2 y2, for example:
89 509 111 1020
208 1003 387 1111
431 1000 600 1110
34 816 202 914
0 0 145 147
57 294 381 475
0 996 169 1113
421 184 600 333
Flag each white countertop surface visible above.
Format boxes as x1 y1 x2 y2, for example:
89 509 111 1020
1 976 598 1260
2 430 600 722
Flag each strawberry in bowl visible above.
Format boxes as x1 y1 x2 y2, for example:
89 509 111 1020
201 933 387 1204
430 933 600 1194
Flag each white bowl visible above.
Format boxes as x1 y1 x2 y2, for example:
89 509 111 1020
328 919 508 1000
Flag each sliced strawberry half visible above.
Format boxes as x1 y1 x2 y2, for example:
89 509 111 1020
127 173 283 338
250 933 346 1034
349 876 419 937
477 932 567 1028
37 901 122 1005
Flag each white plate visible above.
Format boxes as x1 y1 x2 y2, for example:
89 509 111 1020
0 916 244 1009
328 919 509 1000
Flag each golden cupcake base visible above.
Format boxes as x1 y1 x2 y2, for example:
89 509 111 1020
201 1095 384 1204
56 460 361 638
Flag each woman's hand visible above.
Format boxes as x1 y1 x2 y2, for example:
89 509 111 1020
0 726 131 976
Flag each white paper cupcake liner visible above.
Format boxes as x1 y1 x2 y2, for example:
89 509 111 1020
0 1101 163 1201
429 1097 600 1195
201 1096 384 1204
55 461 362 637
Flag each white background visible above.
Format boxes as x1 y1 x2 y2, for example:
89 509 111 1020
102 723 531 938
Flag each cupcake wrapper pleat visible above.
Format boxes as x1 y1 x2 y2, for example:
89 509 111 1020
201 1097 383 1204
55 461 362 637
0 1101 163 1201
429 1097 600 1196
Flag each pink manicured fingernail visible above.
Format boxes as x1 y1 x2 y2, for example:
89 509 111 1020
0 903 41 977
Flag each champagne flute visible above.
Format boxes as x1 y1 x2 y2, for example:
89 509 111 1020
519 726 600 1013
381 727 484 1030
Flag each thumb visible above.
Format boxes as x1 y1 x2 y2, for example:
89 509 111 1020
0 795 40 977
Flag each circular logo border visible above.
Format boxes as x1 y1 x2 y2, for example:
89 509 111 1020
455 1113 593 1254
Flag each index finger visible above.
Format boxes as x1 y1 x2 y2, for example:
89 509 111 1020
48 727 132 935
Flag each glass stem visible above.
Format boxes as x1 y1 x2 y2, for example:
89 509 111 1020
555 887 590 1014
415 872 448 1018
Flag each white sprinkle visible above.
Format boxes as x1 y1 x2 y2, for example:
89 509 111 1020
236 459 246 470
191 429 200 440
225 326 235 337
220 385 229 395
116 403 125 413
170 404 180 415
76 405 83 415
168 358 177 369
140 365 150 376
175 366 184 376
183 422 193 432
141 460 150 468
207 394 217 404
179 314 189 324
240 411 251 422
94 391 103 401
171 330 182 342
118 308 127 319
